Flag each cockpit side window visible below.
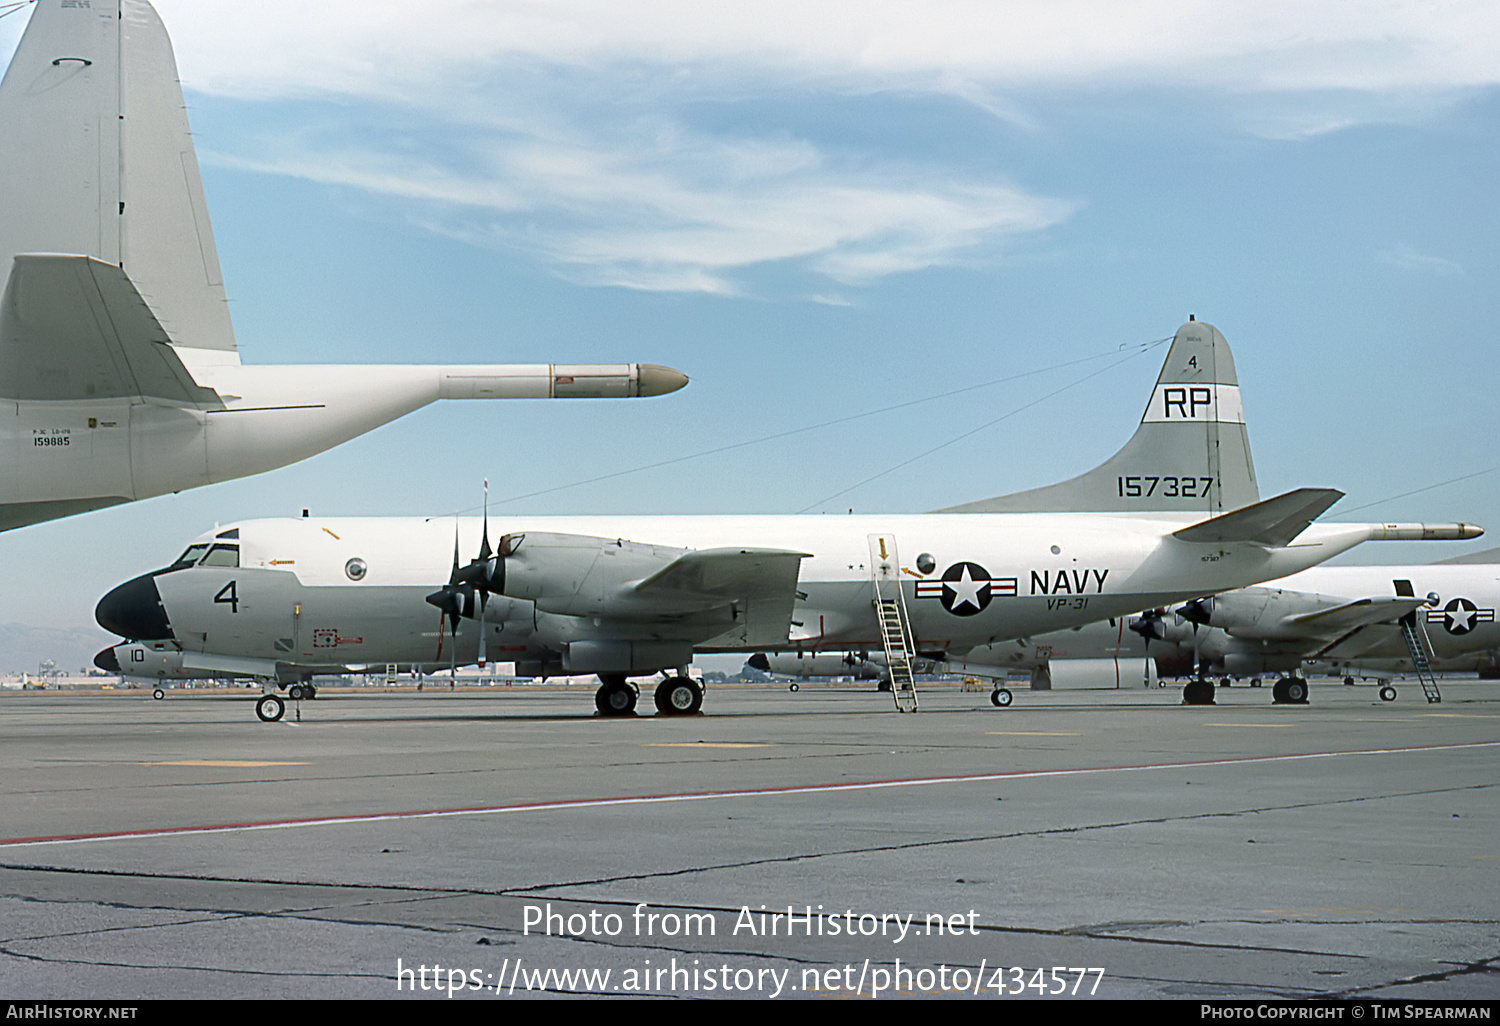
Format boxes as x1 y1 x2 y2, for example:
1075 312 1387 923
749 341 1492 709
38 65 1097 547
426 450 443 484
166 544 210 572
200 544 240 568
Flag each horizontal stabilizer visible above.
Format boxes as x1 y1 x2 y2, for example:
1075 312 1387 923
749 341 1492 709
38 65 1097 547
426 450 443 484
0 255 220 403
1281 596 1428 634
1173 488 1344 547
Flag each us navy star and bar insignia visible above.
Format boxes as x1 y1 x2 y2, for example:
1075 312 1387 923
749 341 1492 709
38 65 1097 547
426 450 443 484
914 562 1110 616
1425 597 1495 636
915 562 1016 616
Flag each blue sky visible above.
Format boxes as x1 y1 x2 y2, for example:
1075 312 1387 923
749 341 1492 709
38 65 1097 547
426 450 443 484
1 0 1496 667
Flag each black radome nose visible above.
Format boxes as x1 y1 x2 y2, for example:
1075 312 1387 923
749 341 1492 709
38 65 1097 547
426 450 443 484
93 645 121 672
95 573 173 641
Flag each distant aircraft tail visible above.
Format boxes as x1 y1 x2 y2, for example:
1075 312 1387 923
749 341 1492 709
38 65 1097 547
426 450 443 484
0 0 238 357
936 319 1258 515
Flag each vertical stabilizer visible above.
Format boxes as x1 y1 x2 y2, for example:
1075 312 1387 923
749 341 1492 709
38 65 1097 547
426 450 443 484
935 320 1259 515
0 0 236 355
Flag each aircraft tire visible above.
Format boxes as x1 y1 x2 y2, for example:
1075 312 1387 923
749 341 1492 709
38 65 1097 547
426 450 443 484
1344 676 1356 686
256 695 285 722
654 676 703 716
288 684 305 700
595 681 637 717
990 688 1013 708
1183 680 1214 705
1284 677 1309 704
789 683 799 692
305 684 317 700
1379 686 1398 702
1272 678 1289 703
152 688 164 701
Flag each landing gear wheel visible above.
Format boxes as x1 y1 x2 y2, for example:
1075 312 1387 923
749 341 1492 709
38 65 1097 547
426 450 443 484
1249 678 1262 688
595 680 638 716
256 695 285 722
990 688 1013 708
288 684 306 700
1379 686 1398 702
152 688 164 700
654 676 703 716
788 683 799 692
1183 680 1215 705
1274 677 1308 704
1344 676 1356 686
304 684 317 700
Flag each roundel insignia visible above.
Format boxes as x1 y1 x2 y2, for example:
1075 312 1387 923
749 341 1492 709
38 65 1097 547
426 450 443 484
939 561 992 617
1441 597 1480 635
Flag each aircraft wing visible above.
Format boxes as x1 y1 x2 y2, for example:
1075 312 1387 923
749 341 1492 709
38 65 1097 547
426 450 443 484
1173 488 1343 546
633 547 810 648
0 254 221 404
1279 596 1428 635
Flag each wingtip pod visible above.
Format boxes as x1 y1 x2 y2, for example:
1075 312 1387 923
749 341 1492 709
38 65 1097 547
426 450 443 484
1366 523 1485 541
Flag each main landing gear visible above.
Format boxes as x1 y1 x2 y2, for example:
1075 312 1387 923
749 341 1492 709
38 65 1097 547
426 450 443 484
1182 679 1216 705
1272 676 1309 704
594 672 705 717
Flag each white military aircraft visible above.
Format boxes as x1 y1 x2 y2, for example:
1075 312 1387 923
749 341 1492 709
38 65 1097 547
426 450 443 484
94 319 1480 721
0 0 685 532
774 555 1500 706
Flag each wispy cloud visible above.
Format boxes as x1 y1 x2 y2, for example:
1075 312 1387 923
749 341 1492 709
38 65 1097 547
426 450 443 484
1377 245 1464 277
153 1 1500 101
205 126 1075 294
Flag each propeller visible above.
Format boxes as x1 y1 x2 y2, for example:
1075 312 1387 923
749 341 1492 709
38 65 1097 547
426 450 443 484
1172 597 1215 681
1176 596 1214 627
425 482 507 673
1128 609 1168 687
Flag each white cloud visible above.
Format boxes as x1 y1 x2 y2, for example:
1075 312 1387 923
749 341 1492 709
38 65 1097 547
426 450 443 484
136 1 1494 294
151 1 1500 101
1377 245 1464 277
206 128 1075 294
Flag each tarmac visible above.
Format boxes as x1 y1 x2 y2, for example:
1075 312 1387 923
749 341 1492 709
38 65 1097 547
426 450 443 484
1 679 1496 1000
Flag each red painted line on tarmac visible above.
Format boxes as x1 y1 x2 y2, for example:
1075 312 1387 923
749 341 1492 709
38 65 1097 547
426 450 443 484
2 740 1494 849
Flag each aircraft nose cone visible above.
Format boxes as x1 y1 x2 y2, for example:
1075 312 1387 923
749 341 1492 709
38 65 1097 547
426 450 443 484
96 573 173 641
93 645 121 673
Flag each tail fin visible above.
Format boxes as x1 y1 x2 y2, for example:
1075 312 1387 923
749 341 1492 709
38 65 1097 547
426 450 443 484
0 0 237 357
936 319 1258 514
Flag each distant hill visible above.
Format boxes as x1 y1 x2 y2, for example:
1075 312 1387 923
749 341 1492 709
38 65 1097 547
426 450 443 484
0 622 115 676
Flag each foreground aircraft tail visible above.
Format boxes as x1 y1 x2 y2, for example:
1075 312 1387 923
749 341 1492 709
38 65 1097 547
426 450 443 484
0 1 687 533
936 318 1258 515
0 0 238 357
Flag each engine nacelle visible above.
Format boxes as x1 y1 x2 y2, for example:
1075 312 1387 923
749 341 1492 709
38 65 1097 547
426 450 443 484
564 640 694 675
497 532 687 617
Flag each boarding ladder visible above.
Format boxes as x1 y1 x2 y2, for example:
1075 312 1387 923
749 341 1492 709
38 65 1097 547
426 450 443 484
1398 613 1442 704
869 534 919 712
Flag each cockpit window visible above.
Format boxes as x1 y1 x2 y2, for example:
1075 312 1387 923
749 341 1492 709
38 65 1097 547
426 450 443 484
200 544 240 568
166 544 210 571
